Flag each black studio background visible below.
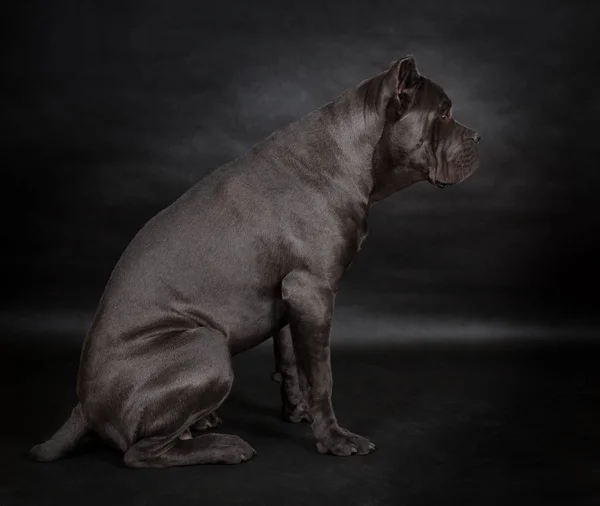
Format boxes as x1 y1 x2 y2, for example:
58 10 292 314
2 1 600 505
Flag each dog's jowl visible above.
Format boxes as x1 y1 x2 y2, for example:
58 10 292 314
29 56 480 468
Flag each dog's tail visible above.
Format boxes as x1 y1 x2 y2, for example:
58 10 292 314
28 403 89 462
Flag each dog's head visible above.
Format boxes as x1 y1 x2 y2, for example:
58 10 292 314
370 56 480 201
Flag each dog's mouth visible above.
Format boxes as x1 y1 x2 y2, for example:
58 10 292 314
428 177 454 189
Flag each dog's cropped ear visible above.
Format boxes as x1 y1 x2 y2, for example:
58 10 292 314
394 56 420 93
378 56 421 116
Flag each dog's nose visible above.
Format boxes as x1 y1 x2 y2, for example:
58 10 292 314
471 132 481 143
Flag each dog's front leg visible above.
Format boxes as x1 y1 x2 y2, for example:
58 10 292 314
281 270 375 456
272 326 312 423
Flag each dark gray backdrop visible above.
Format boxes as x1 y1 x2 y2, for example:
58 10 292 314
4 0 599 342
3 2 600 505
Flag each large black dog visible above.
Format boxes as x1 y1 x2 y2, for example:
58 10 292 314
30 56 480 468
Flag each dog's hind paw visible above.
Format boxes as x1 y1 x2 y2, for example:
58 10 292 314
191 412 223 431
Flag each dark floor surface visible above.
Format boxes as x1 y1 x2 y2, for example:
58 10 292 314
1 334 600 506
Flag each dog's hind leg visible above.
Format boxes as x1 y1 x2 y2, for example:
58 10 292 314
119 326 255 468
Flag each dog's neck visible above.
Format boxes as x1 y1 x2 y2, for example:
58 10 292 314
284 76 425 206
249 74 424 210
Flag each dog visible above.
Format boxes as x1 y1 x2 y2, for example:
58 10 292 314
29 56 480 468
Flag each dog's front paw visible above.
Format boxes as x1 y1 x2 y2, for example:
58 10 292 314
316 425 375 456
